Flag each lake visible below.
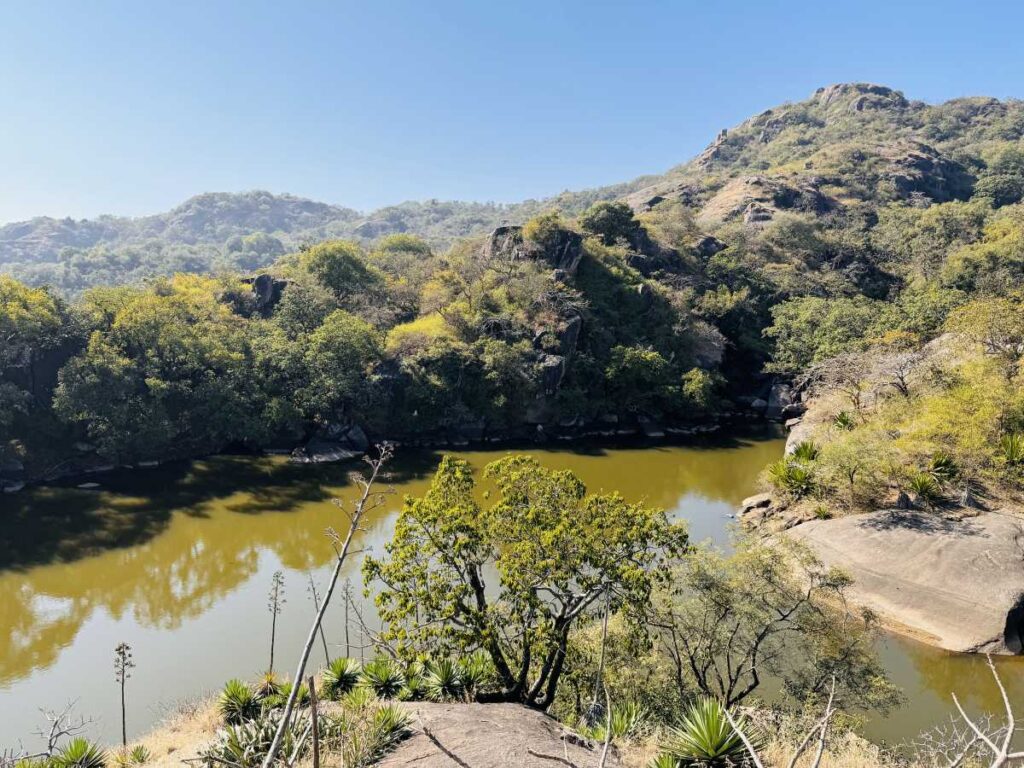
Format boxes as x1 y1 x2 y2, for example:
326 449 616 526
1 429 1021 751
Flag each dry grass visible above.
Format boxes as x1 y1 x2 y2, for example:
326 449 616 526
127 697 220 768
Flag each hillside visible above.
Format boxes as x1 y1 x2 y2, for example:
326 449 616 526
4 82 1024 491
3 83 1022 297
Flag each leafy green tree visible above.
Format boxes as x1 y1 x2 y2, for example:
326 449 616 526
364 455 688 709
605 345 674 415
764 296 881 373
54 275 263 460
578 201 642 246
298 310 382 423
300 240 380 300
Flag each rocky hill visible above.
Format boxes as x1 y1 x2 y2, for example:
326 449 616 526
5 83 1022 295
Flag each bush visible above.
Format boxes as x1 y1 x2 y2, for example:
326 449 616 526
833 411 856 431
424 658 463 701
1000 433 1024 465
201 711 306 768
928 451 959 483
767 459 815 498
219 679 260 725
360 657 406 699
50 740 107 768
261 681 309 711
653 698 754 767
322 658 361 700
909 473 943 508
457 650 495 700
790 440 820 462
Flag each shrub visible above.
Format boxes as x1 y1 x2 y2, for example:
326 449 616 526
201 711 306 768
833 411 856 431
457 650 495 700
360 657 406 699
424 658 463 701
322 658 361 700
1000 433 1024 465
790 440 820 462
261 681 309 711
587 701 648 742
655 698 754 767
767 459 815 498
112 746 149 768
909 473 943 508
50 739 107 768
254 672 281 700
928 451 959 483
219 679 260 725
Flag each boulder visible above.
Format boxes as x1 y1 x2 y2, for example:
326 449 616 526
750 398 768 413
766 382 794 420
788 510 1024 654
376 703 624 768
743 202 774 225
538 355 566 395
558 315 583 357
691 235 726 260
291 440 361 465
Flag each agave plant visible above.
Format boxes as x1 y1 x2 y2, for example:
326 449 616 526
658 698 754 767
909 473 943 508
646 755 681 768
589 701 648 742
457 650 495 700
790 440 820 463
112 746 150 768
261 680 309 711
832 411 856 431
360 657 406 699
399 665 429 701
254 671 282 700
201 711 308 768
767 459 815 498
424 658 463 701
1000 433 1024 465
322 657 361 700
51 738 107 768
928 451 958 483
219 679 260 725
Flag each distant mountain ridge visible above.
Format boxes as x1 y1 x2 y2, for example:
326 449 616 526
3 82 1022 294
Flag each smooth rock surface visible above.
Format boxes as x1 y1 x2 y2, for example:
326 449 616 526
377 702 622 768
788 510 1024 654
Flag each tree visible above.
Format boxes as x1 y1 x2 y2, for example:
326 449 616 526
605 345 674 415
579 202 642 246
299 310 382 423
645 539 900 711
364 455 688 709
945 297 1024 375
113 642 134 747
300 240 380 301
764 296 881 374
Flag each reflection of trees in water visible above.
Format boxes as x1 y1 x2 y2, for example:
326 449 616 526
899 635 1024 712
0 436 786 687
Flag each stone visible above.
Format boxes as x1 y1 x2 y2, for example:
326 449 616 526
750 398 768 412
784 417 803 429
766 382 795 420
743 202 774 225
636 283 653 310
291 440 360 464
1 480 25 494
376 702 624 768
558 315 583 357
788 510 1024 654
691 235 726 260
740 493 773 512
538 355 566 395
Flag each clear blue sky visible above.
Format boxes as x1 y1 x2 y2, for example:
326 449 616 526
1 0 1023 223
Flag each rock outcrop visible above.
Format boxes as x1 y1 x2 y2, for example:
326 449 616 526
376 703 623 768
788 510 1024 654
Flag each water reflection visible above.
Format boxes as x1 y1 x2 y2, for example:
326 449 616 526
0 431 1020 749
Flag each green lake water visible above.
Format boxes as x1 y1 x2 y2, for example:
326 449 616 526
1 430 1021 750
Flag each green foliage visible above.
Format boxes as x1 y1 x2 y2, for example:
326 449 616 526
790 440 820 462
322 658 362 700
584 701 649 743
219 679 260 725
359 657 406 699
261 680 309 710
50 739 107 768
909 473 943 507
767 458 815 498
364 455 687 708
656 698 753 767
765 296 882 373
522 211 570 250
578 201 641 246
424 658 463 701
928 451 959 483
833 411 856 431
1000 433 1024 465
300 240 380 300
201 711 306 768
457 650 495 700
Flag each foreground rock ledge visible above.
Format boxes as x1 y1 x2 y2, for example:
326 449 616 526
787 510 1024 655
377 702 622 767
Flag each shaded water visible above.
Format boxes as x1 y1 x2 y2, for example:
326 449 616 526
0 431 1020 750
